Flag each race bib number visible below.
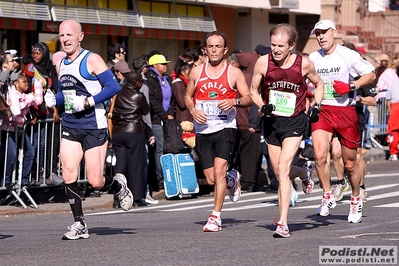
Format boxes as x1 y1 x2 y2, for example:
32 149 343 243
63 90 75 113
197 100 227 121
323 80 340 99
268 90 296 117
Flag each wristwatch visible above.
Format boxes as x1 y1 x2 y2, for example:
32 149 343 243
350 83 356 91
236 98 241 106
84 98 91 110
358 95 363 102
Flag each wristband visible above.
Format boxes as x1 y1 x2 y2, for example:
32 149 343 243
350 83 356 91
236 98 241 106
84 98 91 110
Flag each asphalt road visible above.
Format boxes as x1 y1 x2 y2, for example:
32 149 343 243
0 160 398 266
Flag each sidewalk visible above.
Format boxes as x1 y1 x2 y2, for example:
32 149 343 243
0 146 389 217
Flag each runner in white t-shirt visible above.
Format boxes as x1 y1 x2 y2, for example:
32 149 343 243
308 20 375 224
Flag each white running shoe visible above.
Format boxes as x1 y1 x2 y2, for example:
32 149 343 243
273 219 290 238
227 169 241 202
333 177 350 201
316 193 337 216
113 173 133 211
389 154 398 161
348 197 363 223
203 214 222 232
301 161 314 195
145 192 159 205
62 221 89 240
290 185 298 207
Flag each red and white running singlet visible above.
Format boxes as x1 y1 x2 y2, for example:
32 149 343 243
194 61 237 134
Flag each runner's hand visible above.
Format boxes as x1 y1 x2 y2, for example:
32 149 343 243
333 80 350 95
261 104 275 117
72 95 86 112
308 106 320 123
44 90 56 108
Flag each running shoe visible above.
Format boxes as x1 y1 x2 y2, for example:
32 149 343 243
316 193 337 216
333 177 350 201
203 214 222 232
389 155 398 161
145 191 159 205
301 161 314 195
360 188 368 203
227 169 241 202
273 219 290 238
348 197 363 223
62 221 89 240
290 185 298 207
113 173 133 211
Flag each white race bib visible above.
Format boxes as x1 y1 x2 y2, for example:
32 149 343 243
196 100 227 121
269 90 296 117
323 80 340 99
63 90 76 114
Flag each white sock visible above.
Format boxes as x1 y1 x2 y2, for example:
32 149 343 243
212 211 221 219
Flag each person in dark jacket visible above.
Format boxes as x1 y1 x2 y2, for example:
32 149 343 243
112 71 151 207
234 51 263 192
145 54 174 190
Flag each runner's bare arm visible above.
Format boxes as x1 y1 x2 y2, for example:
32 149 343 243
353 72 376 90
250 56 268 109
303 57 324 105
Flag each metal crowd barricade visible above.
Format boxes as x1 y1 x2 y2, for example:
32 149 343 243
25 118 62 186
368 97 388 149
0 118 112 208
0 121 37 208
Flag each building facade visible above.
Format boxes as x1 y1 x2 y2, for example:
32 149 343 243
0 0 321 67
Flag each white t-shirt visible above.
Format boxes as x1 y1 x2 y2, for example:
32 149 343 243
309 44 374 106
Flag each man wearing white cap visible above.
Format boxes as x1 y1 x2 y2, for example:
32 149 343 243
309 19 375 223
145 53 174 191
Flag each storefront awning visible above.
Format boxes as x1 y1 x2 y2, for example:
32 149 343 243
140 13 216 32
50 5 141 28
0 1 51 21
50 5 216 32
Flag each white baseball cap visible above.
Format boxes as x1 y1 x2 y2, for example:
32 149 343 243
311 20 336 35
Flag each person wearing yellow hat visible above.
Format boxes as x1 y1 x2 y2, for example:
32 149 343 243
145 53 173 191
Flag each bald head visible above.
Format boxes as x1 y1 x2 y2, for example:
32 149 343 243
59 20 84 58
59 20 82 33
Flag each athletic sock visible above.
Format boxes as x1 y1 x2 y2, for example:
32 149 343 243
360 184 365 189
103 175 121 192
338 179 345 185
212 211 221 219
65 181 84 225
